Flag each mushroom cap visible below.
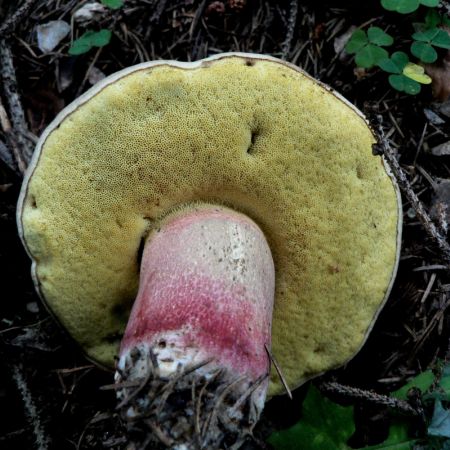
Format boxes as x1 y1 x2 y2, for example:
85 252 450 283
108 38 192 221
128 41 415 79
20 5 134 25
17 53 401 397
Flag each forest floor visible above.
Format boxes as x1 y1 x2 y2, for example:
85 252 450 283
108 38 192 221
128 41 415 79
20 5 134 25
0 0 450 449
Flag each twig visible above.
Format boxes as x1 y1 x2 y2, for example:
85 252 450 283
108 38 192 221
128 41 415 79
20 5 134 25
156 359 213 416
150 0 168 23
10 363 50 450
281 0 298 60
439 1 450 15
317 380 420 416
374 115 450 264
0 0 40 170
436 202 448 236
147 420 174 447
195 368 221 440
420 272 437 304
0 139 18 174
231 374 267 415
0 0 39 38
265 343 292 399
201 375 247 442
189 0 207 40
0 96 26 174
0 41 34 167
116 359 154 410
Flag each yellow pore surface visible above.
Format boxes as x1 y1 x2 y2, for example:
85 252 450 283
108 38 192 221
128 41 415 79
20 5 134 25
20 55 400 397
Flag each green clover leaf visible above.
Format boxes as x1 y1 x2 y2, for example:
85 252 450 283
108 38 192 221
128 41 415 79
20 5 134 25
345 29 369 53
367 26 394 46
413 27 441 42
356 45 389 68
403 62 432 84
424 9 441 27
378 51 409 73
431 29 450 49
420 0 440 6
411 28 450 63
346 27 392 69
388 74 421 94
381 0 439 13
381 0 420 14
411 40 438 63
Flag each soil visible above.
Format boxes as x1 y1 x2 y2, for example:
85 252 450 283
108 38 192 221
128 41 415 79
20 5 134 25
0 1 449 449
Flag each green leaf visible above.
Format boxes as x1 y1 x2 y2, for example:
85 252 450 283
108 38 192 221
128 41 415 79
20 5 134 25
393 370 434 400
391 51 410 70
431 29 450 49
424 9 441 28
428 400 450 438
68 29 112 55
411 41 438 63
367 27 394 46
364 422 417 449
403 63 432 84
412 28 441 42
355 44 389 68
419 0 440 6
87 29 111 47
393 366 450 402
267 386 355 450
381 0 420 14
388 74 421 94
101 0 123 8
378 58 401 73
345 29 368 54
378 51 409 73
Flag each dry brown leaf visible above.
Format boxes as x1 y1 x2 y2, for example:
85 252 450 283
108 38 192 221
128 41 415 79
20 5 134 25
425 27 450 101
425 51 450 101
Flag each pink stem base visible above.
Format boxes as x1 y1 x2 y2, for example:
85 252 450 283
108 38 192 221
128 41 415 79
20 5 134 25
115 205 275 448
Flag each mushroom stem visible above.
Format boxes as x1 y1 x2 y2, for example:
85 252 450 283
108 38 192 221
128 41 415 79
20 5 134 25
115 205 275 449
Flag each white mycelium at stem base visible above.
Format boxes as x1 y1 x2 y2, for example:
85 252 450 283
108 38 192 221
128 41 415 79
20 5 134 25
115 205 275 449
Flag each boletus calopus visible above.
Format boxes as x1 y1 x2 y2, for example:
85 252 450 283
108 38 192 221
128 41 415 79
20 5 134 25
17 53 402 449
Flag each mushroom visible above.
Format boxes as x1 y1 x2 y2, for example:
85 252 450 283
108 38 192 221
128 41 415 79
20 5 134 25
17 53 402 448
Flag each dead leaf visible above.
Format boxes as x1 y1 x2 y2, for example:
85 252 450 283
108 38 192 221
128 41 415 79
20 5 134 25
36 20 70 53
431 141 450 156
425 27 450 101
425 51 450 101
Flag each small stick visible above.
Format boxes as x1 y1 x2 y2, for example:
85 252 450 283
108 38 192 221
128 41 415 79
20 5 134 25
156 359 213 416
281 0 298 60
0 41 34 166
195 369 221 438
374 115 450 264
10 363 51 450
201 375 247 441
189 0 207 39
0 95 26 174
116 365 153 410
147 420 174 447
231 373 268 414
318 380 420 416
150 0 168 23
265 343 292 399
0 0 39 38
0 139 18 174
